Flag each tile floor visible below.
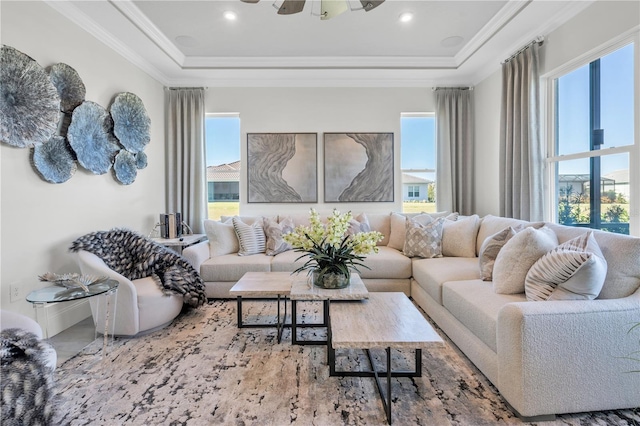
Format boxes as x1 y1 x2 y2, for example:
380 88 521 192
49 317 96 367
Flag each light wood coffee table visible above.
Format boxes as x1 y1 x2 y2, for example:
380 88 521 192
229 272 301 343
329 292 444 425
289 273 368 346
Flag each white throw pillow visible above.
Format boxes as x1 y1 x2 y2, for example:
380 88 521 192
492 226 558 294
525 232 607 301
442 214 480 258
262 216 294 256
204 219 239 257
403 216 445 258
388 212 408 250
232 217 266 256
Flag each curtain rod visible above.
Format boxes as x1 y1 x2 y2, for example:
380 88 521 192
431 87 474 91
502 36 545 64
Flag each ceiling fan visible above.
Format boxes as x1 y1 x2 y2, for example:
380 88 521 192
240 0 385 20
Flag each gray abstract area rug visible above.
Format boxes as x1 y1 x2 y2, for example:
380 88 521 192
52 300 639 426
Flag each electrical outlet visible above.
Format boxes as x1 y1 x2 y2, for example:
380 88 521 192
9 284 21 303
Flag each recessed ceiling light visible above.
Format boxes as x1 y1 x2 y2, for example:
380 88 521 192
224 11 238 21
441 36 464 48
399 12 413 23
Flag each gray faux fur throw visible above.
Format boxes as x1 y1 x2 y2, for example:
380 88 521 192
1 328 55 426
70 228 206 307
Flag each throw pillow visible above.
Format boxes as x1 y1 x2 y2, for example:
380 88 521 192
492 226 558 294
478 226 519 281
263 216 294 256
232 217 266 256
442 214 480 258
347 212 371 235
525 232 607 301
403 216 445 258
388 212 408 250
204 219 239 257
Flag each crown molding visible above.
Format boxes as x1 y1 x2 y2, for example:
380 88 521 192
43 0 170 85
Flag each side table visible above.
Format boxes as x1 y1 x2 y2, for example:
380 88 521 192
151 233 207 254
26 279 119 358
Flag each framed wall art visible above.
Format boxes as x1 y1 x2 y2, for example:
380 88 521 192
324 132 394 202
247 133 317 203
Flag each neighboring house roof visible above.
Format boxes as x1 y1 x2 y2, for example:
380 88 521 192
604 169 629 183
207 161 240 182
402 173 432 184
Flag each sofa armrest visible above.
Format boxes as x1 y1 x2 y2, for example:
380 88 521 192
497 291 640 417
182 241 210 271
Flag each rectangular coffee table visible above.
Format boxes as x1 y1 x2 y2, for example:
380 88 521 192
289 273 368 345
229 272 300 343
329 292 444 425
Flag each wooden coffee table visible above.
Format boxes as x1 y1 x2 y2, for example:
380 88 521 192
328 292 444 425
229 272 300 343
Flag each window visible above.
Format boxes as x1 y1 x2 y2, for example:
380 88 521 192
205 114 241 220
401 113 436 213
547 41 636 235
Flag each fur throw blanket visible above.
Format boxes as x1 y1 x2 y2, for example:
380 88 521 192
70 228 206 307
1 328 55 426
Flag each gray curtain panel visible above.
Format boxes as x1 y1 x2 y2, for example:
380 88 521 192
499 42 543 221
435 88 475 216
165 88 207 234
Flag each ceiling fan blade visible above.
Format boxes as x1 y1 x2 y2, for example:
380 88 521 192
240 0 260 3
321 0 348 20
360 0 385 12
278 0 306 15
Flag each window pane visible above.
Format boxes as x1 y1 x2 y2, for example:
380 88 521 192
600 44 634 149
556 158 591 226
600 153 630 234
401 115 435 213
205 115 240 220
556 64 590 156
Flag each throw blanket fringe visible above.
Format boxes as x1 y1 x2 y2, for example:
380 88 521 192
70 228 206 307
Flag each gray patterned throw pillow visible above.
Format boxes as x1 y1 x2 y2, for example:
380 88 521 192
232 217 266 256
403 216 445 258
263 216 294 256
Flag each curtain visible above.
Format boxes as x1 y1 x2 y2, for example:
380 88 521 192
434 88 474 215
499 42 543 221
165 88 206 234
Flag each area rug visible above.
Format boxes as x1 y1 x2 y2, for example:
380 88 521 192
52 300 639 425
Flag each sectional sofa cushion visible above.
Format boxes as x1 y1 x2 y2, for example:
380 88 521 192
199 254 272 282
442 280 526 352
404 216 445 258
412 257 481 304
233 217 266 256
525 232 607 301
270 249 309 272
355 246 412 279
442 214 480 257
263 216 294 256
204 219 239 257
492 226 558 294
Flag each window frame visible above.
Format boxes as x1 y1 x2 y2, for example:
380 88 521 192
542 32 639 236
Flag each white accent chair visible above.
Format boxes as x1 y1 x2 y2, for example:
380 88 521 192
0 309 57 371
74 250 183 337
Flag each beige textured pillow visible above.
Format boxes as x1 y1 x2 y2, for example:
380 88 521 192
478 226 519 281
263 217 294 256
204 219 239 257
492 226 559 294
403 216 445 258
442 214 480 257
525 232 607 301
232 217 266 256
388 212 408 250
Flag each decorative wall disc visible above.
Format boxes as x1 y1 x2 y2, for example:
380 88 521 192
113 149 137 185
48 63 86 113
31 135 77 183
67 101 119 175
0 45 60 148
135 151 148 169
110 92 150 153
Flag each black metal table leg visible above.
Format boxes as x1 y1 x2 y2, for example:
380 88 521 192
291 299 330 346
236 296 243 328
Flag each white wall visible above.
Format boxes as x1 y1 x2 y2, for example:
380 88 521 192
206 87 435 218
0 1 165 334
473 0 640 218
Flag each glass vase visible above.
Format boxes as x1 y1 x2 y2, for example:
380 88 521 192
312 270 350 289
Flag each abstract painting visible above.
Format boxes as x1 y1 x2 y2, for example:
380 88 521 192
248 133 317 203
324 133 394 202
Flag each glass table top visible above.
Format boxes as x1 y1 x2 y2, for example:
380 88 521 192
26 279 119 303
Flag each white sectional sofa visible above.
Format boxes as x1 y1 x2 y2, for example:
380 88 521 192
183 212 640 420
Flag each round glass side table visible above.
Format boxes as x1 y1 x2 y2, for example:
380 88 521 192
26 279 119 357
